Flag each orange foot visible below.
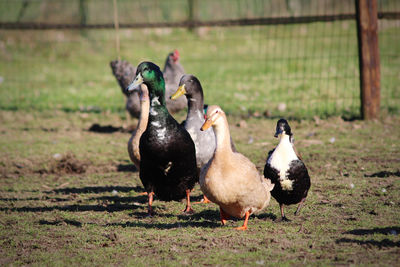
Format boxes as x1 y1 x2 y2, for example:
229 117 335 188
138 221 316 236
194 195 212 204
183 189 194 214
138 192 148 196
234 211 250 231
234 225 248 231
220 207 230 226
183 206 194 214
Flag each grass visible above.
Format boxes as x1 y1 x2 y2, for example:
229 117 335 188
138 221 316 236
0 2 399 265
0 110 399 266
0 19 399 118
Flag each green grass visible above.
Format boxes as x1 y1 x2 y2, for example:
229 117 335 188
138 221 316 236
0 110 399 266
0 2 399 265
0 19 399 118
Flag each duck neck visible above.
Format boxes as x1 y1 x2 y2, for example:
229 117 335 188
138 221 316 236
137 94 150 134
213 115 233 155
186 91 204 119
275 134 297 160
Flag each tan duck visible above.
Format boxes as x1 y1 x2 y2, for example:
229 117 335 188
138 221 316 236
127 84 150 170
200 105 274 230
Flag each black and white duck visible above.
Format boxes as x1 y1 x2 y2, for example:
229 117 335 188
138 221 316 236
263 119 311 222
125 61 198 215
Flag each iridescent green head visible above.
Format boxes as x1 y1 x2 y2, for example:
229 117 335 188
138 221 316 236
126 61 166 105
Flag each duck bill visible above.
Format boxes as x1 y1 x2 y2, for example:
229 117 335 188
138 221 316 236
201 118 213 131
274 128 283 138
170 84 186 100
125 73 143 94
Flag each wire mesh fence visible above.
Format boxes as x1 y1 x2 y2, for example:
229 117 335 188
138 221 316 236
0 0 398 119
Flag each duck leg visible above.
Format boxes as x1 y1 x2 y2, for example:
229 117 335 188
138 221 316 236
276 203 290 222
235 211 250 231
201 195 212 203
294 197 306 216
194 194 212 204
183 189 194 214
147 192 154 216
219 207 229 225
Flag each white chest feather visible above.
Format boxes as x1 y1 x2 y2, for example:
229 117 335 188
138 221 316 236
156 127 167 140
150 97 160 116
268 135 298 190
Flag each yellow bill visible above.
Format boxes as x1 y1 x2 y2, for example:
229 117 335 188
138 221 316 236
170 84 187 100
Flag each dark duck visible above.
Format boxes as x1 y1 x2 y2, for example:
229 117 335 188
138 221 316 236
125 62 198 215
263 119 311 222
111 50 186 119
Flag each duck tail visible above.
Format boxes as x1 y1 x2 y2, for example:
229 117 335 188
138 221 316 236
262 177 275 192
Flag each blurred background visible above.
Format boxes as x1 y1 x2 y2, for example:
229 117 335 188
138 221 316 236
0 0 399 119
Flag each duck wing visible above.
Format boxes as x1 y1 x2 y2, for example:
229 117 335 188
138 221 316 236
139 117 198 201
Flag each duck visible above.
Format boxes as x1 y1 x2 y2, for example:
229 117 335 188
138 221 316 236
263 119 311 222
170 75 237 203
125 61 198 216
200 105 275 230
163 49 187 113
110 50 186 118
170 74 216 171
110 59 140 118
127 84 150 171
170 75 216 204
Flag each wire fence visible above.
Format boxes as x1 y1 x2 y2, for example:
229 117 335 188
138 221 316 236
0 0 398 119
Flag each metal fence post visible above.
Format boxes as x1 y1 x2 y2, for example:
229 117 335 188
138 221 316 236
355 0 381 120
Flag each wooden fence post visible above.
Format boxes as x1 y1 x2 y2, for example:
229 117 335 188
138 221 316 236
188 0 197 31
355 0 381 120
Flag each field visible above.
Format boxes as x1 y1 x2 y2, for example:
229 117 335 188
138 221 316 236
0 110 399 266
1 1 400 265
0 21 399 119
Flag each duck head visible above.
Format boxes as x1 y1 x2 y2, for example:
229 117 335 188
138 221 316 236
126 62 166 105
274 119 292 138
201 105 224 131
169 49 180 63
170 74 203 100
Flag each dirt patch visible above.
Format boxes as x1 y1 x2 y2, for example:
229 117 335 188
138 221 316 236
37 153 89 174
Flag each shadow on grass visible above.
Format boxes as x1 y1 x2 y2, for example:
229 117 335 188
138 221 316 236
364 170 400 178
88 195 147 204
39 219 82 227
117 164 138 172
105 220 221 229
255 212 277 221
49 186 144 194
336 226 400 248
88 123 122 133
177 209 277 223
0 196 70 202
336 238 400 248
0 203 141 213
177 209 219 221
344 226 400 236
